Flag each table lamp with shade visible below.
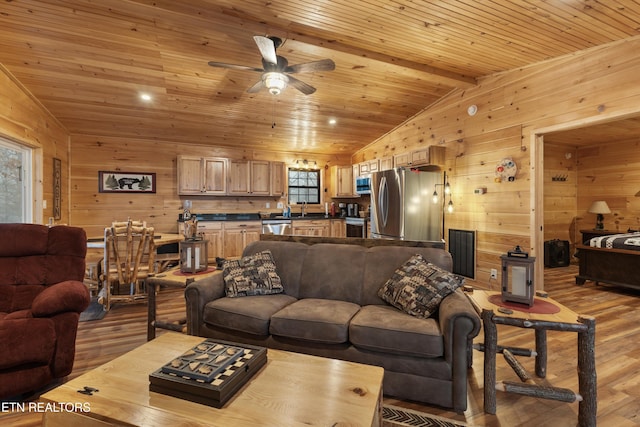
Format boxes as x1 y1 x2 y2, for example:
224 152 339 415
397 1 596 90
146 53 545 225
588 200 611 230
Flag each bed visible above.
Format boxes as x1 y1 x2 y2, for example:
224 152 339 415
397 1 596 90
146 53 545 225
575 231 640 291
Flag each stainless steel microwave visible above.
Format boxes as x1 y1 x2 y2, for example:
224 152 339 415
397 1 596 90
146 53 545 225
355 176 371 195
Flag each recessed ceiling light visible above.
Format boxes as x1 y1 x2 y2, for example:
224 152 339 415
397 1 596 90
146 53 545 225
140 93 152 102
328 118 337 125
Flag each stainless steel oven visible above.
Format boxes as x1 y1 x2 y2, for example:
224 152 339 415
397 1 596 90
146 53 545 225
345 217 367 238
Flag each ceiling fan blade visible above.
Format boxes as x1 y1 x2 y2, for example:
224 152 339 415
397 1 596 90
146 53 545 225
246 80 264 93
287 76 316 95
285 59 335 74
253 36 278 66
208 61 263 72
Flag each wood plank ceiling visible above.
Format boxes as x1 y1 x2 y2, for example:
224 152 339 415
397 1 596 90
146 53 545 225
1 0 640 155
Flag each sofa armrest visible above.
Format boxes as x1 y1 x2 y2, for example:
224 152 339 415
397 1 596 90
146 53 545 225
437 289 481 412
439 289 481 364
31 280 90 317
185 272 225 336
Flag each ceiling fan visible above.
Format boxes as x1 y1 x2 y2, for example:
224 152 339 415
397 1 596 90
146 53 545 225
208 36 335 96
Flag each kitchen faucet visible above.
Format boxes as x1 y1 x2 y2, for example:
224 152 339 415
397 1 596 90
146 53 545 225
301 201 307 217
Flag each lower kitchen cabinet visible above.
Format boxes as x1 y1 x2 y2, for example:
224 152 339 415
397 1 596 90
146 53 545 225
193 221 260 260
196 222 223 261
222 222 261 258
292 219 331 237
330 219 346 237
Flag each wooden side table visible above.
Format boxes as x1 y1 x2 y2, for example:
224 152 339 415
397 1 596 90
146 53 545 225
146 266 221 341
465 289 596 427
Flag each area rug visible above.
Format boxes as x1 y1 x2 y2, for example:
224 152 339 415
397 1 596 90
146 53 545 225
79 297 107 322
382 404 468 427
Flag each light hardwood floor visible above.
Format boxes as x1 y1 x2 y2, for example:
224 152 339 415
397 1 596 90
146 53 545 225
2 265 640 426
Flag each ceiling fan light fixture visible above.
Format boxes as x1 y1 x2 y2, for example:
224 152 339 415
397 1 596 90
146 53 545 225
263 72 288 95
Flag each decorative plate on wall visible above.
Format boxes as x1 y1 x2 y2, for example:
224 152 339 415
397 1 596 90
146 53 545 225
495 157 517 182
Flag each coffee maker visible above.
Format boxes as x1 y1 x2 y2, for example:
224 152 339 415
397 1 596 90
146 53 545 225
338 203 347 217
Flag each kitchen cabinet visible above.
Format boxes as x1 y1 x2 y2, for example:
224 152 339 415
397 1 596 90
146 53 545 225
177 156 227 195
358 159 379 176
379 156 394 171
196 222 223 261
271 161 286 196
292 219 331 237
227 160 272 196
329 165 358 198
330 219 346 237
393 146 445 167
223 221 261 258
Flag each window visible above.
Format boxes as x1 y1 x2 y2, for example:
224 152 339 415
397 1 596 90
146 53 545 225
288 168 320 205
0 138 32 223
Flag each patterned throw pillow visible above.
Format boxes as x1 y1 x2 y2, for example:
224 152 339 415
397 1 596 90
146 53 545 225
378 254 464 319
222 250 283 297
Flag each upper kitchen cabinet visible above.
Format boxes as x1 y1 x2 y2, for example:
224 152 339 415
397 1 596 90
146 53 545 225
329 165 358 198
394 146 445 168
358 159 379 176
271 161 286 197
227 160 271 196
379 156 394 171
177 156 227 195
178 156 284 197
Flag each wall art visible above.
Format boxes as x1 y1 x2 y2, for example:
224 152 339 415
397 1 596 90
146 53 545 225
98 171 156 193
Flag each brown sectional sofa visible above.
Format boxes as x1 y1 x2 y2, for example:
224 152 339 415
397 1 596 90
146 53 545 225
185 240 481 411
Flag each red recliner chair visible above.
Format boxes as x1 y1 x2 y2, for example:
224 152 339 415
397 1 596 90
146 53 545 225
0 223 90 399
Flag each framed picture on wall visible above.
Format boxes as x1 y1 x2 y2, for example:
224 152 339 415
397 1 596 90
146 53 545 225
98 171 156 193
53 158 62 219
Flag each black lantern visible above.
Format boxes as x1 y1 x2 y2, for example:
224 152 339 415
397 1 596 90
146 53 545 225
501 246 535 306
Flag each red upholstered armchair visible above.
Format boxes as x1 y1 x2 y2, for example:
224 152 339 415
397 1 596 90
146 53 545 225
0 224 90 399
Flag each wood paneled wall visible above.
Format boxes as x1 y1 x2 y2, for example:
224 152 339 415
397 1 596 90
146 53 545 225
543 144 578 256
0 64 70 224
354 36 640 287
70 135 350 237
577 141 640 233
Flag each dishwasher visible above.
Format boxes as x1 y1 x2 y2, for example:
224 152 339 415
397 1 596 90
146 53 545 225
261 219 292 235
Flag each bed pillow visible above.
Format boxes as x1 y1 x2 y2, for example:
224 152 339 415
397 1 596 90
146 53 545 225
378 254 464 319
222 250 283 297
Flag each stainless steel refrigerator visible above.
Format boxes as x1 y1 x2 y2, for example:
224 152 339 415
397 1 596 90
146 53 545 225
370 168 442 241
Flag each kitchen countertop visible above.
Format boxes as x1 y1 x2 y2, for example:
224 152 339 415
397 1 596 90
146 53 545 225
178 213 355 222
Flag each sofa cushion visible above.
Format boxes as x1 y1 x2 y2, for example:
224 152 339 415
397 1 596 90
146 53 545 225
350 305 444 358
361 246 453 306
297 244 366 304
203 294 297 336
242 241 308 298
222 250 283 297
378 254 464 319
270 298 361 344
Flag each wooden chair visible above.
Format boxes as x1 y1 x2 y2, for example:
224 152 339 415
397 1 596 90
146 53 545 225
83 253 103 297
99 220 156 311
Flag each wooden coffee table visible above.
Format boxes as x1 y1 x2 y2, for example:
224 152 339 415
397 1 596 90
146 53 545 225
41 332 383 427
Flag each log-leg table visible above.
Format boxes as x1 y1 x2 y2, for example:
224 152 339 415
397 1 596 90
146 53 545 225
147 266 221 341
464 289 596 427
